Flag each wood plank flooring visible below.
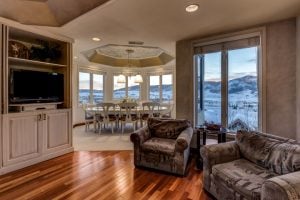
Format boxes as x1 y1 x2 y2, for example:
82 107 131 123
0 151 212 200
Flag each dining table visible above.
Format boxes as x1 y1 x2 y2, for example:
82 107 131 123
85 104 169 132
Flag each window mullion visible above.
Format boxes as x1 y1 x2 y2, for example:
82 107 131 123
160 75 162 102
126 76 128 97
90 73 93 104
221 50 228 128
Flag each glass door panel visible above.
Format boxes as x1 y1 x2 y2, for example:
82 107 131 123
203 52 222 125
227 47 258 131
195 52 222 126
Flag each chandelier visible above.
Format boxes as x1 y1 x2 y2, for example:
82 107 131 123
117 49 143 84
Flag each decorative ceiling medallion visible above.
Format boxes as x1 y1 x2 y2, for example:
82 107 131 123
0 0 110 26
82 44 174 68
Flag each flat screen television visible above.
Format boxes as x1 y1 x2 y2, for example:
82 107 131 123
10 69 64 104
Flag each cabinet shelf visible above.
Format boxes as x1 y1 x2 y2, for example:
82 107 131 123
8 57 67 68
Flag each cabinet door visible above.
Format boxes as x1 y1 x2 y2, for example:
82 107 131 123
2 113 42 166
43 109 71 153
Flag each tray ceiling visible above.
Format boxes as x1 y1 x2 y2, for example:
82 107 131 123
0 0 110 26
82 44 174 67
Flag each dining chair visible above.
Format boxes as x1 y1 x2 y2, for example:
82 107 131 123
83 103 97 132
96 102 117 134
160 103 174 118
118 102 139 134
140 101 160 127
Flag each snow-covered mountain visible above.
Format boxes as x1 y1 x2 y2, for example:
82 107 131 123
204 75 257 94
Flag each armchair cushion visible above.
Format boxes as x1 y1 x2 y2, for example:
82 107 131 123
266 142 300 175
142 138 176 156
148 118 191 139
200 142 241 171
236 130 280 167
212 159 278 200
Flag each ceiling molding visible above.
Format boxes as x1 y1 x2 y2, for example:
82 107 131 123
82 44 174 68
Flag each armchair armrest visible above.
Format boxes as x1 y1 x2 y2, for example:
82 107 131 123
200 142 241 191
200 142 241 172
175 127 193 152
130 126 151 145
262 171 300 200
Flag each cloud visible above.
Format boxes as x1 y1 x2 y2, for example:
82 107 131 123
246 58 256 63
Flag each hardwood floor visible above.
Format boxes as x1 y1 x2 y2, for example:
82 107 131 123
0 151 212 200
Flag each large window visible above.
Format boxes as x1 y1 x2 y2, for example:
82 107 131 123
79 72 90 104
128 75 140 99
113 75 141 100
79 71 104 105
149 74 173 102
195 36 260 131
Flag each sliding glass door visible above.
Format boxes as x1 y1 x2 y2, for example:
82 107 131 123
195 52 222 126
195 37 260 131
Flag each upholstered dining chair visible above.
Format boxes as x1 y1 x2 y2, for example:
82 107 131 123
118 102 139 134
83 103 96 132
140 101 160 127
160 102 174 118
96 102 117 134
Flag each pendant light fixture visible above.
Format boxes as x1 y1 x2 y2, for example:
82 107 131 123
117 49 143 84
117 74 126 83
134 74 143 83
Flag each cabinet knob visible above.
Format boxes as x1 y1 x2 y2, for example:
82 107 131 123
43 114 47 120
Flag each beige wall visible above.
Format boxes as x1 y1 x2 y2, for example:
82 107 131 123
176 18 298 139
266 19 296 139
297 16 300 142
176 41 194 122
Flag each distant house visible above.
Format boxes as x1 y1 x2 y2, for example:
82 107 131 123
228 118 251 131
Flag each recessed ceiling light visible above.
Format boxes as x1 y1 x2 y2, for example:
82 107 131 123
185 4 199 13
74 56 78 59
92 37 101 42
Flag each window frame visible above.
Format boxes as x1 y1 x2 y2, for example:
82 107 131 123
193 32 264 131
112 75 141 100
148 73 174 102
78 70 105 106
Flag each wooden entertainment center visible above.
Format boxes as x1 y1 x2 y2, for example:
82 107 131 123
0 22 73 174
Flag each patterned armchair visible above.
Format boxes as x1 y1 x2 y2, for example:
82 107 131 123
200 130 300 200
130 118 193 176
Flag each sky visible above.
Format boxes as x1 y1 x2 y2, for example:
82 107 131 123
204 47 258 81
79 72 104 90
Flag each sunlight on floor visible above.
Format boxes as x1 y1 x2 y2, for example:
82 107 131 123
73 126 133 151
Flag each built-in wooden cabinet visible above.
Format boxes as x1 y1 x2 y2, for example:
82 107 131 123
43 109 72 154
2 112 42 166
2 109 71 167
0 22 73 175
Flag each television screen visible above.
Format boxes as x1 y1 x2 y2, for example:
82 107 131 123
10 69 64 104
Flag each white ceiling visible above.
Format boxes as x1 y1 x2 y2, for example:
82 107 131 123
37 0 300 62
